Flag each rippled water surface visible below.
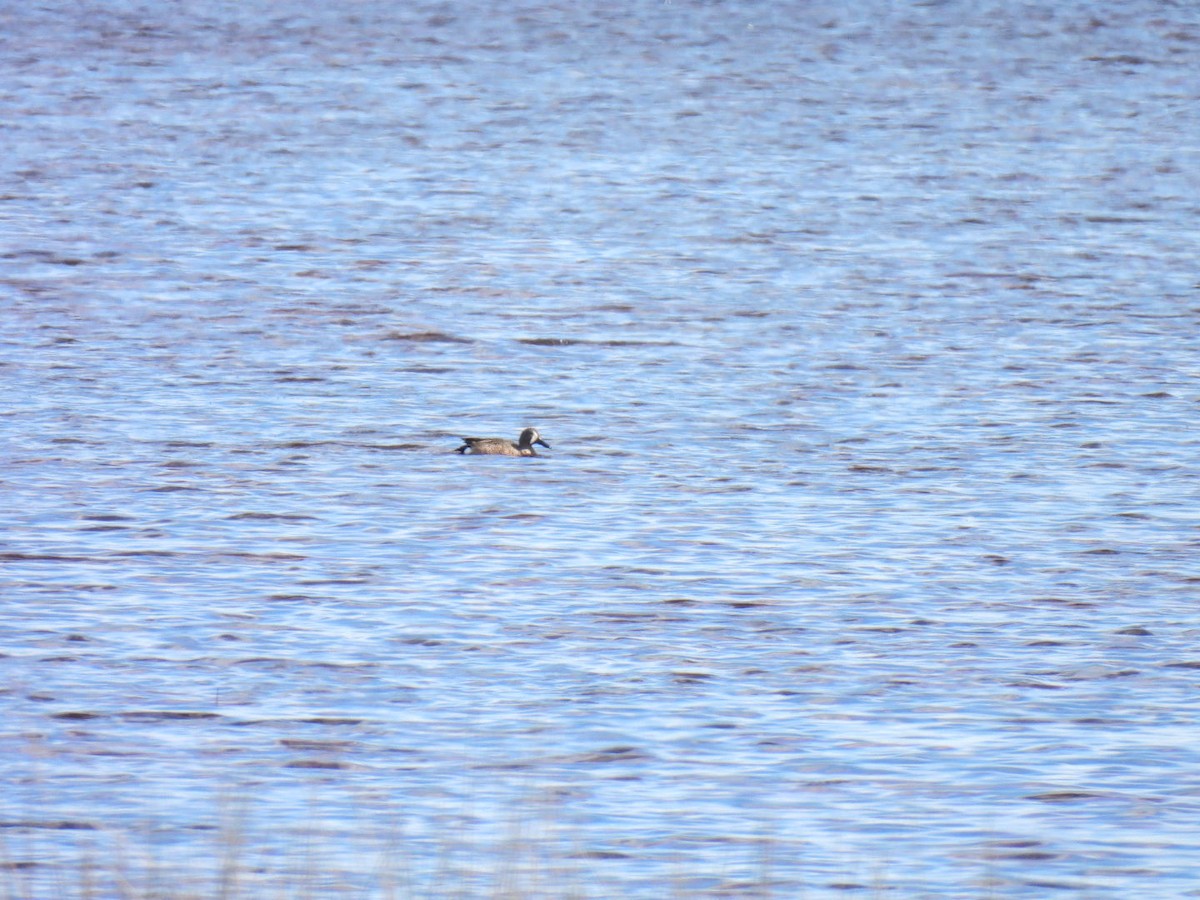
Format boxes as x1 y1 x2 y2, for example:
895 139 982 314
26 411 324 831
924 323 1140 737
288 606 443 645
3 1 1200 896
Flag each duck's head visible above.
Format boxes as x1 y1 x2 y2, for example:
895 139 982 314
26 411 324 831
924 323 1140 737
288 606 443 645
521 427 551 449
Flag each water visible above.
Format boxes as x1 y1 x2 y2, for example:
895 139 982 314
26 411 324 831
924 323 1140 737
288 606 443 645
3 1 1200 896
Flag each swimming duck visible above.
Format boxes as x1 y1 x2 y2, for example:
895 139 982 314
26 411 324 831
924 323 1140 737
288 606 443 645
455 427 550 457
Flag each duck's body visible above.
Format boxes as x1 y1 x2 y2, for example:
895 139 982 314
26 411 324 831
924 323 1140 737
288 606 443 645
456 427 550 457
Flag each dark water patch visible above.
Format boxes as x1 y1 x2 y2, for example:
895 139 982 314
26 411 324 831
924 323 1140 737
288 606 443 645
383 330 473 343
946 271 1043 281
279 739 359 752
846 464 894 474
1086 54 1152 66
474 759 538 771
78 522 131 533
216 551 308 562
304 661 380 671
1008 680 1066 690
1030 597 1097 609
590 611 682 624
0 821 97 831
571 746 650 765
517 337 679 347
285 759 350 769
231 657 297 669
1026 791 1110 803
363 441 426 450
3 249 90 267
1059 667 1139 681
1022 880 1093 892
227 511 317 522
573 850 632 860
978 839 1048 853
0 552 94 563
120 711 221 722
1001 850 1059 861
275 440 338 449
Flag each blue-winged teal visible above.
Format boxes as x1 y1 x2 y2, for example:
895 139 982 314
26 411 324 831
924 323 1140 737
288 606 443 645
455 427 550 457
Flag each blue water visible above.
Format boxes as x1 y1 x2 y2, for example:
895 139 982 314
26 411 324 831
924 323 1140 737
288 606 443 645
3 1 1200 896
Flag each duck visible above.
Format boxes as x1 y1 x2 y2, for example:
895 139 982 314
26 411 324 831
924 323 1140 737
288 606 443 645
455 427 551 457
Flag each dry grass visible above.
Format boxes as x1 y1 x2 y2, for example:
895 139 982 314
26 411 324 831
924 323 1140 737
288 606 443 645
0 798 634 900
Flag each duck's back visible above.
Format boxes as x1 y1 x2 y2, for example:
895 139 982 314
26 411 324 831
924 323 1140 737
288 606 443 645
457 437 522 456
